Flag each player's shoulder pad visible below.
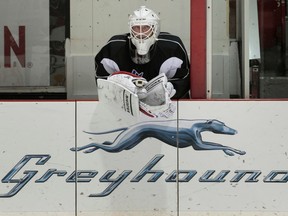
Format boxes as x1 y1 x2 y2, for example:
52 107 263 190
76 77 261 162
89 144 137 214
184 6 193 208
158 32 183 43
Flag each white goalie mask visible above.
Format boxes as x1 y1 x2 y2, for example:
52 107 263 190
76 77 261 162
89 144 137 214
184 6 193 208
129 6 160 56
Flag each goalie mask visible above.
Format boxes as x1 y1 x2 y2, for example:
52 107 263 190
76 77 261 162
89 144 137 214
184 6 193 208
128 6 160 58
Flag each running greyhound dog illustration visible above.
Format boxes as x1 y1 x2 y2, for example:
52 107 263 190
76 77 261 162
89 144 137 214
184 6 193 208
71 119 246 156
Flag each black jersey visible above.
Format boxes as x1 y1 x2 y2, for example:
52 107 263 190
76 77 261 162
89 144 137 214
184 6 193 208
95 32 190 98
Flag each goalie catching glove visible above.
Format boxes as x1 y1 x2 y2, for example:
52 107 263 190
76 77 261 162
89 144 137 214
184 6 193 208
107 72 176 118
107 71 148 99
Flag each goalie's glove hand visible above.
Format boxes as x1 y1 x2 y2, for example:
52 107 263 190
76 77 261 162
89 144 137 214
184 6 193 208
139 73 176 118
140 73 176 106
166 81 176 98
107 71 148 99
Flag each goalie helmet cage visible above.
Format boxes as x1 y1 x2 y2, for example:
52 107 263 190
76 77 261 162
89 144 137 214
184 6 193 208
190 0 207 99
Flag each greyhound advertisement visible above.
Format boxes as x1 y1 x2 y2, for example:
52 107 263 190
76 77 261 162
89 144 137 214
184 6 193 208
0 101 288 216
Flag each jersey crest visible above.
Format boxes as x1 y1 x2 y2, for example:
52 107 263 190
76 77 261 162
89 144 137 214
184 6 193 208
131 69 144 77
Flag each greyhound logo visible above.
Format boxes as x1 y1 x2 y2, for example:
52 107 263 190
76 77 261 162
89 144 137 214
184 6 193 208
71 119 246 156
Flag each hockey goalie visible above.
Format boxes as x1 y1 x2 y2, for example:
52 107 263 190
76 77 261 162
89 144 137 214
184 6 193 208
95 6 190 118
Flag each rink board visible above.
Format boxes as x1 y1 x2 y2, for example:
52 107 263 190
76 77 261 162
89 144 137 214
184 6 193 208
0 100 288 216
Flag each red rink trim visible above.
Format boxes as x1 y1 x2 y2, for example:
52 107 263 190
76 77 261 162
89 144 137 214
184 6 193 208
190 0 206 99
111 71 142 78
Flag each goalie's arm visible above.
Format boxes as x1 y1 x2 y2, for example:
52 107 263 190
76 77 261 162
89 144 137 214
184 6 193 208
95 61 109 82
169 68 190 99
94 54 120 86
167 37 190 99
